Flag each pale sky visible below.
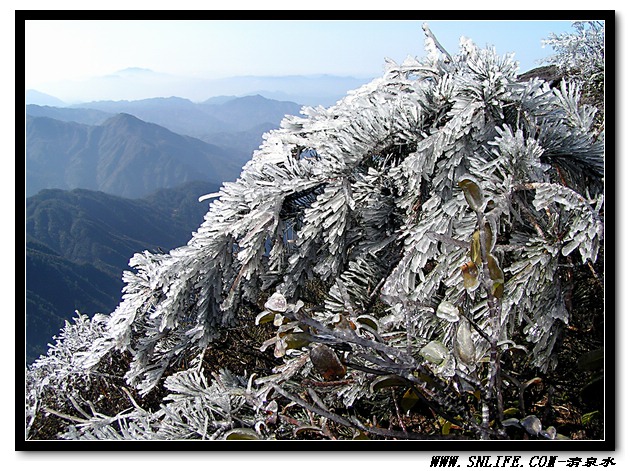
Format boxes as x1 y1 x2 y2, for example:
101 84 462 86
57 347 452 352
24 19 581 92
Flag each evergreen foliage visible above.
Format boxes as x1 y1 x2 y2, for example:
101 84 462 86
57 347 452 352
25 24 605 441
542 21 605 115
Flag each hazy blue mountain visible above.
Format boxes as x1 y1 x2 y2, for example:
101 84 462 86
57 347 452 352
25 89 66 107
112 67 156 76
25 113 243 198
201 122 276 157
74 94 302 139
27 72 371 106
196 95 302 155
218 74 371 106
26 182 218 275
25 104 113 126
25 95 304 169
72 96 230 137
25 182 218 363
201 95 239 105
199 94 302 131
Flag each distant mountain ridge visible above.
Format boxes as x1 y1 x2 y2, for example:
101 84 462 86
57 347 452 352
25 72 370 106
25 182 218 363
26 182 217 275
25 89 66 107
25 112 243 198
72 94 303 141
26 94 304 168
72 96 230 137
25 104 113 126
23 91 309 362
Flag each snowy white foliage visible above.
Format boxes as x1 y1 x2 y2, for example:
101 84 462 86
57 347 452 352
542 21 605 100
26 25 604 441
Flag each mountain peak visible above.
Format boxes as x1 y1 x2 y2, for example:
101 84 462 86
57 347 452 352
26 89 66 107
103 112 144 127
222 94 269 105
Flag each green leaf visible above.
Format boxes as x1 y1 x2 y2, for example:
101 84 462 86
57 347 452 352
356 314 380 332
470 230 482 265
581 410 601 426
487 254 503 281
369 374 408 393
491 281 504 299
441 420 453 435
502 407 520 417
458 178 485 211
400 388 420 412
255 310 275 325
224 428 261 440
283 332 313 350
470 224 494 265
487 254 504 298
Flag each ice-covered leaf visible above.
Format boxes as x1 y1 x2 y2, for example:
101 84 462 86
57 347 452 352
461 261 480 291
421 340 449 364
356 314 380 332
265 292 288 313
501 418 521 428
455 320 476 365
436 300 460 322
540 426 557 440
520 415 542 435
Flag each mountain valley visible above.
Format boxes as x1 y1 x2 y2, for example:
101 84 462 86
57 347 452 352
25 182 218 363
24 93 308 362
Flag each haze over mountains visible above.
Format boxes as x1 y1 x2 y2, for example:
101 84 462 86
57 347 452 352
24 87 317 363
26 113 238 198
26 68 372 107
25 94 304 198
